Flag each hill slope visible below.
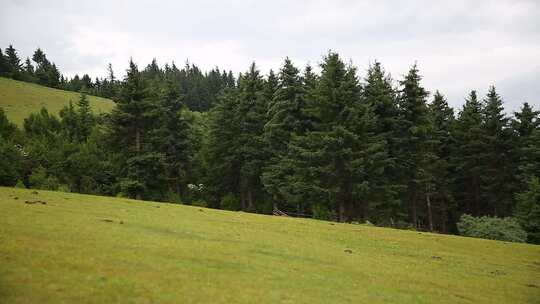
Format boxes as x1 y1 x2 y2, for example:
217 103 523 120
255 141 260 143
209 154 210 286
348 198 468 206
0 77 114 126
0 187 538 303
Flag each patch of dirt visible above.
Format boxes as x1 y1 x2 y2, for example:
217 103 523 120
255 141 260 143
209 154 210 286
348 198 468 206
99 219 125 225
431 256 442 260
490 270 506 276
525 284 538 288
24 200 47 205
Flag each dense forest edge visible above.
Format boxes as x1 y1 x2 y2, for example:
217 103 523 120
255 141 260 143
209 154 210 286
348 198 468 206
0 44 539 244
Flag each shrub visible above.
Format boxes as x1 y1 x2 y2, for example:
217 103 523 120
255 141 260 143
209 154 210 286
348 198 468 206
515 177 540 244
15 180 26 188
312 204 334 221
165 191 182 204
457 214 527 243
220 193 240 211
28 165 61 191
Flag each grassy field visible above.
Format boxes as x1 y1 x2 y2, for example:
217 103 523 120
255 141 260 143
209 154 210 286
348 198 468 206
0 77 114 126
0 187 539 303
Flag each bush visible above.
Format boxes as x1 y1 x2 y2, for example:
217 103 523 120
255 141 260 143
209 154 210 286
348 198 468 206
28 165 61 191
165 191 182 204
515 177 540 244
15 180 26 188
312 204 334 221
220 193 240 211
0 139 24 186
457 214 527 243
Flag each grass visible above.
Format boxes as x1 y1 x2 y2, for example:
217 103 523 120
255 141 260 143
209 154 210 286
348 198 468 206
0 187 539 303
0 77 114 126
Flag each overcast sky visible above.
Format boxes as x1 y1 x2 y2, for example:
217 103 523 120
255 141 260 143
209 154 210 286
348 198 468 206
1 0 539 112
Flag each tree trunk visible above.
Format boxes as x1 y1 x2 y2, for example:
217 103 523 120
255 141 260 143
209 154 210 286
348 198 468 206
426 190 433 232
410 183 418 228
473 175 480 216
338 200 346 222
240 190 246 210
135 127 142 200
247 188 253 211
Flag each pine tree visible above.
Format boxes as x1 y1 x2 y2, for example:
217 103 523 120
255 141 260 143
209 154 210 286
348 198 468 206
152 75 193 196
5 45 22 80
59 102 79 141
361 61 401 223
264 69 278 102
426 91 455 231
108 59 165 200
236 63 269 211
396 64 430 228
285 53 384 221
32 48 51 86
23 57 35 82
453 91 484 216
48 64 61 88
512 102 540 183
206 88 242 207
262 58 307 211
0 48 7 76
481 86 514 215
77 92 93 141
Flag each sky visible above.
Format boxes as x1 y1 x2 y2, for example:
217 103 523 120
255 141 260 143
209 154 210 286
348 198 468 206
1 0 539 112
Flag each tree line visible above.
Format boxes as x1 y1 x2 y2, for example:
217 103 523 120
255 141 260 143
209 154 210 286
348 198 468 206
0 50 538 243
0 44 234 111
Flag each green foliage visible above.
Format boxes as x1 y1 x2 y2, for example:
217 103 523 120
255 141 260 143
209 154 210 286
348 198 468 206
515 177 540 244
220 193 240 211
0 138 24 186
28 165 61 191
15 180 26 188
312 204 334 221
457 214 527 243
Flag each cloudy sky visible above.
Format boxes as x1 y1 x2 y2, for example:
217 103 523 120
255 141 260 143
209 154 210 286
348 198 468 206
1 0 539 112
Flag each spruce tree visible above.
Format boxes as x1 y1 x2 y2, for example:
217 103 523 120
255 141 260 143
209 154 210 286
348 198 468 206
32 48 51 86
285 53 384 221
481 86 514 215
108 60 165 200
512 102 540 183
362 61 401 223
426 91 455 231
206 88 242 207
0 48 7 76
5 45 22 80
396 64 430 228
236 63 269 211
23 57 35 82
262 58 307 211
152 75 194 196
452 91 484 216
77 92 94 141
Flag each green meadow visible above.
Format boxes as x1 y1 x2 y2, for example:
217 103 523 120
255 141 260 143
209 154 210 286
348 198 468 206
0 77 114 126
1 187 538 303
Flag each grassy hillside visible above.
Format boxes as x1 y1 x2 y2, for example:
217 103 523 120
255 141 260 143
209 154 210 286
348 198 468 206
0 77 114 126
0 187 538 303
